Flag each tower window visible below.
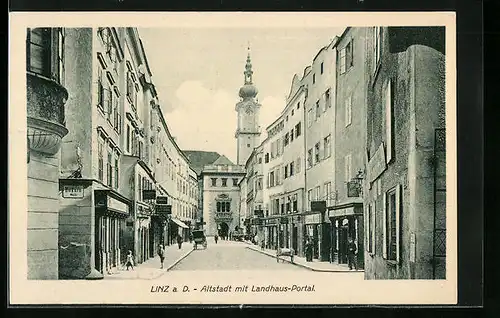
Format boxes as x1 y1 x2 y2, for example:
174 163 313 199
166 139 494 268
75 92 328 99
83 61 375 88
247 144 250 147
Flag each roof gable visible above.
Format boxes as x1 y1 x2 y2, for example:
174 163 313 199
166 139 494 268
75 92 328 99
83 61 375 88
212 154 234 166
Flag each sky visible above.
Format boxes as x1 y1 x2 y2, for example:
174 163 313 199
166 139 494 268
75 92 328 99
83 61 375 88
138 27 345 163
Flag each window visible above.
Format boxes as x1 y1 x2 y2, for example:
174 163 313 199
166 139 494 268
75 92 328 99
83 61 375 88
297 102 300 109
345 94 352 127
325 182 332 205
258 157 262 164
114 154 119 189
211 178 217 187
307 109 313 127
290 129 294 142
296 157 301 173
324 135 331 158
373 27 382 74
247 144 250 147
320 62 324 74
314 186 321 201
284 165 288 179
344 154 352 181
217 202 221 212
265 153 269 163
233 178 238 186
325 89 331 109
107 148 113 187
312 73 316 84
97 137 104 182
307 189 312 206
339 46 346 74
270 171 275 187
284 133 289 146
221 178 227 187
385 79 394 163
289 162 294 177
126 125 131 153
339 40 353 74
291 109 294 116
314 142 321 163
295 122 301 137
307 149 313 168
292 195 298 212
106 86 113 123
27 28 65 84
226 202 231 212
384 185 401 262
316 100 321 119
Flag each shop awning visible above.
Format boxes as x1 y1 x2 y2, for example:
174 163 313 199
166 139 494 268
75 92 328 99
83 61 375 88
171 218 189 229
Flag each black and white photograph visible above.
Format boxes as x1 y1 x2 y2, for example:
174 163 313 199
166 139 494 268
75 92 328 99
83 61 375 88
9 12 457 305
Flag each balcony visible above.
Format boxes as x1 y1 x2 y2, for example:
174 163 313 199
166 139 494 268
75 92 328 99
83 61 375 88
214 212 233 222
27 72 69 156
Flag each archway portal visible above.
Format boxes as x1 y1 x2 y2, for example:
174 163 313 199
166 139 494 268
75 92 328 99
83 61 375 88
218 222 229 238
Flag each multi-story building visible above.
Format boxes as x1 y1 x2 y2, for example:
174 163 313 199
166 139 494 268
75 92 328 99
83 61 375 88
303 38 338 262
261 114 284 249
200 156 246 237
363 27 446 279
56 27 197 279
329 27 368 269
280 74 307 255
26 27 69 279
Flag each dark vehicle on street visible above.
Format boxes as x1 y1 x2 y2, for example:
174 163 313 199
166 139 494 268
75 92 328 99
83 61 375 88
192 230 207 250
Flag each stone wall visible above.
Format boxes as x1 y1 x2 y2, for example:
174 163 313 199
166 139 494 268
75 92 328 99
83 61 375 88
58 189 93 279
27 154 60 279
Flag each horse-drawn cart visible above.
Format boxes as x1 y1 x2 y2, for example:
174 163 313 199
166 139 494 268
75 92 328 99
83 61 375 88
192 230 207 250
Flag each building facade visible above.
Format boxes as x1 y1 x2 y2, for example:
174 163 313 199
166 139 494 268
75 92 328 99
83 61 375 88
201 156 246 237
26 27 69 279
330 27 368 269
303 38 338 262
56 27 197 279
363 27 446 279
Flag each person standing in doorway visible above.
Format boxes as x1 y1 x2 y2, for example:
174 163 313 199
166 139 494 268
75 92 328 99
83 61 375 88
157 244 165 269
347 237 358 270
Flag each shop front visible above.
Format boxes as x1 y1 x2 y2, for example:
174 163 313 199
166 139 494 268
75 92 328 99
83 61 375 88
328 204 364 268
170 217 189 243
290 214 301 255
304 213 322 260
263 217 280 249
135 202 153 265
94 190 131 275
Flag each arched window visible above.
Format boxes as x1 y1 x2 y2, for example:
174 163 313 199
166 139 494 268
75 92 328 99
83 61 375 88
216 202 221 212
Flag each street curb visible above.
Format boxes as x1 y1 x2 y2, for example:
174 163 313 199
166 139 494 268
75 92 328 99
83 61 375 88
245 246 362 273
165 247 195 272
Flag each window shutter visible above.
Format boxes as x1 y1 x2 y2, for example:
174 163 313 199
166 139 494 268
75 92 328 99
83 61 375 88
382 192 387 259
395 184 401 264
385 80 393 163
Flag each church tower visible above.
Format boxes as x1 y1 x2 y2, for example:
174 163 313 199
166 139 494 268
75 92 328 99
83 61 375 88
235 46 261 165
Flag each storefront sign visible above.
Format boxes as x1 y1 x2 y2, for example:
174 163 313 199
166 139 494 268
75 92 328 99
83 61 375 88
107 197 129 214
367 143 387 184
156 196 168 205
62 185 84 199
305 214 321 224
311 201 327 213
143 189 156 200
156 204 172 217
215 212 232 221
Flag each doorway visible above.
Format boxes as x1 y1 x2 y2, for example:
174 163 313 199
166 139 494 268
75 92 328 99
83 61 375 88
218 222 229 239
292 226 298 255
338 224 349 264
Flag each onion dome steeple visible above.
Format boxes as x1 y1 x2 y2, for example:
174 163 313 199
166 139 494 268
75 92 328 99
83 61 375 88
239 45 258 99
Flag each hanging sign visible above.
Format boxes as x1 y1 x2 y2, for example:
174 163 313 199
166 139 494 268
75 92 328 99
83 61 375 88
62 185 84 199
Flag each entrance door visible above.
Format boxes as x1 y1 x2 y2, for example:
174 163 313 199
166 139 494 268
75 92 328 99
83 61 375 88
339 225 349 264
218 222 229 239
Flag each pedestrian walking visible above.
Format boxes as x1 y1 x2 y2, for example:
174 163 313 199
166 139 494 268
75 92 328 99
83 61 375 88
157 244 165 269
229 231 233 241
125 250 134 270
305 237 313 262
214 234 219 244
177 234 183 249
347 237 358 270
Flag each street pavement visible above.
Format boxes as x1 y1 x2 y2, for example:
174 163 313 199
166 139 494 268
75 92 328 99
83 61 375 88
169 238 306 271
105 242 194 280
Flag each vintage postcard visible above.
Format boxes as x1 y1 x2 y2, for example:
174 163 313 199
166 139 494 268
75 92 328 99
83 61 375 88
9 11 457 305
